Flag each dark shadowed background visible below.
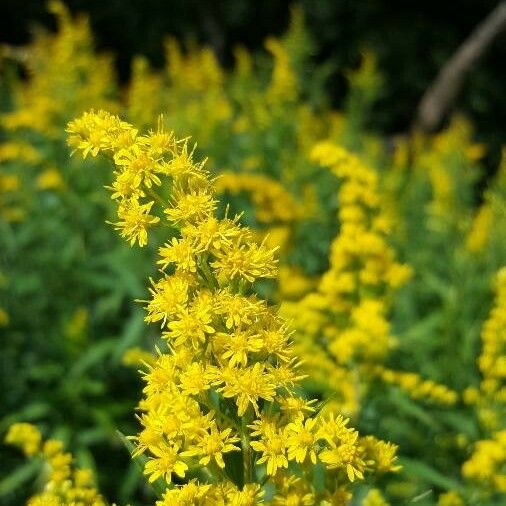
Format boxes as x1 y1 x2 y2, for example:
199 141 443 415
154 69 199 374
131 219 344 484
3 0 505 147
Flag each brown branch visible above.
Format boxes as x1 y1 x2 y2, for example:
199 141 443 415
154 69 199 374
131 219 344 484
414 1 506 133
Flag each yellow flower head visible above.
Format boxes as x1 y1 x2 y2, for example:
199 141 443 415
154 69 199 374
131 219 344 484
67 111 399 500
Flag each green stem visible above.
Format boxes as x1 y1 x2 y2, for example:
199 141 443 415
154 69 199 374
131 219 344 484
199 393 240 432
259 473 270 488
147 187 169 208
241 408 254 484
209 461 229 482
198 257 218 289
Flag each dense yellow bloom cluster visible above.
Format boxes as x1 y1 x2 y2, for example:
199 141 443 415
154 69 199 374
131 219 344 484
276 266 316 301
0 1 115 227
5 423 105 505
466 148 506 254
464 267 506 430
283 142 412 415
370 366 457 406
456 267 506 497
361 488 389 506
479 268 506 402
0 141 42 164
462 430 506 493
5 422 41 456
163 38 231 143
437 491 464 506
466 205 494 254
265 37 298 105
67 110 399 503
416 117 482 226
0 172 24 222
127 56 164 128
1 1 115 136
215 173 301 225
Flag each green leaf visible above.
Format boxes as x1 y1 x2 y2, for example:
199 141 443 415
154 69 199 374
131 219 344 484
0 460 39 497
68 339 117 378
389 391 438 429
119 461 143 503
399 457 462 491
0 403 51 432
112 310 146 362
438 411 478 438
116 430 166 498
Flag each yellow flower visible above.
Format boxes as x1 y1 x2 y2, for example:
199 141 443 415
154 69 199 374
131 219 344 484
36 167 64 190
213 290 267 330
113 199 160 247
144 443 188 483
250 428 289 476
226 483 265 505
156 480 212 506
362 488 390 506
272 475 315 505
211 239 278 283
142 273 192 327
182 216 242 254
165 306 215 348
182 422 240 468
68 111 399 500
319 441 365 482
218 330 264 367
286 416 318 464
217 363 276 416
5 421 105 504
5 423 41 456
158 237 198 272
42 439 64 458
360 436 401 473
165 189 217 224
178 362 211 396
437 491 464 506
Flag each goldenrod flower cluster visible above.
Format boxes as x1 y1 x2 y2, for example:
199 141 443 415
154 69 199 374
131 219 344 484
283 142 412 415
5 423 105 506
416 117 482 227
0 1 112 225
0 141 42 164
1 1 115 136
466 148 506 254
478 268 506 405
464 267 506 430
361 488 390 506
67 110 399 503
276 266 316 301
265 37 298 105
458 268 506 497
462 430 506 493
127 37 231 143
437 491 464 506
215 173 301 225
466 204 494 254
370 366 458 406
215 172 302 252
